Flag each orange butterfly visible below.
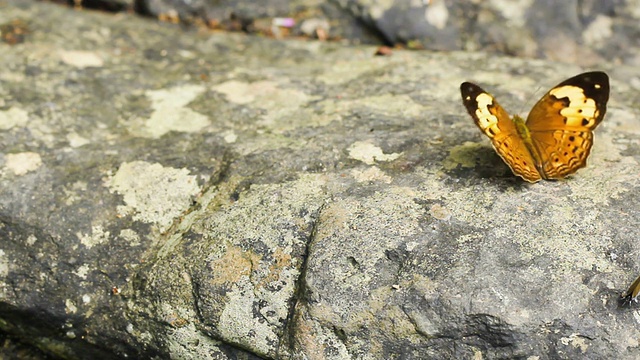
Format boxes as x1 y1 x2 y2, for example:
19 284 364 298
460 72 609 183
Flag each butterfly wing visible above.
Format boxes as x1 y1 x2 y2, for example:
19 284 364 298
525 71 609 179
460 82 542 182
620 274 640 307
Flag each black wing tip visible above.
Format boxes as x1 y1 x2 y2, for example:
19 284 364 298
580 70 608 79
564 71 610 89
556 71 610 105
460 81 486 98
583 71 609 87
460 81 473 92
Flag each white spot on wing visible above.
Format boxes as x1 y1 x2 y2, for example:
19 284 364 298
474 93 499 131
550 85 586 103
550 85 598 125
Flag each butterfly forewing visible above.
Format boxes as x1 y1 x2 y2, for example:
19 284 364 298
460 82 541 182
526 71 609 179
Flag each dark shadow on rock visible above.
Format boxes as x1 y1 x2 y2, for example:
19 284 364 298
447 145 530 190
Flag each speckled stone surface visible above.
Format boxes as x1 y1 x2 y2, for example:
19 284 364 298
2 1 640 359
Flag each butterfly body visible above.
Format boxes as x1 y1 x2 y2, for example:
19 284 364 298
460 72 609 183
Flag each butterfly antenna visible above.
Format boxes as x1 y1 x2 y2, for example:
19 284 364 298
518 85 544 118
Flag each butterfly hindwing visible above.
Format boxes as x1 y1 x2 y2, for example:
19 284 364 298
492 131 542 182
460 82 541 182
534 130 594 179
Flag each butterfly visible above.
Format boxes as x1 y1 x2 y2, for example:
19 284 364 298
620 274 640 307
460 71 609 183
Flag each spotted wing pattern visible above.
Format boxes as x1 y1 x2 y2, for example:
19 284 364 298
460 81 541 182
525 71 609 179
460 71 609 182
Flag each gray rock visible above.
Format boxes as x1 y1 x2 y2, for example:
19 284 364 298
2 0 640 359
108 0 640 65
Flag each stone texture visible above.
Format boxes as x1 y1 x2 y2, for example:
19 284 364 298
2 0 640 359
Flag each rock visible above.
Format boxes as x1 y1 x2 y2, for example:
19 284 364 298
1 0 640 359
103 0 640 66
